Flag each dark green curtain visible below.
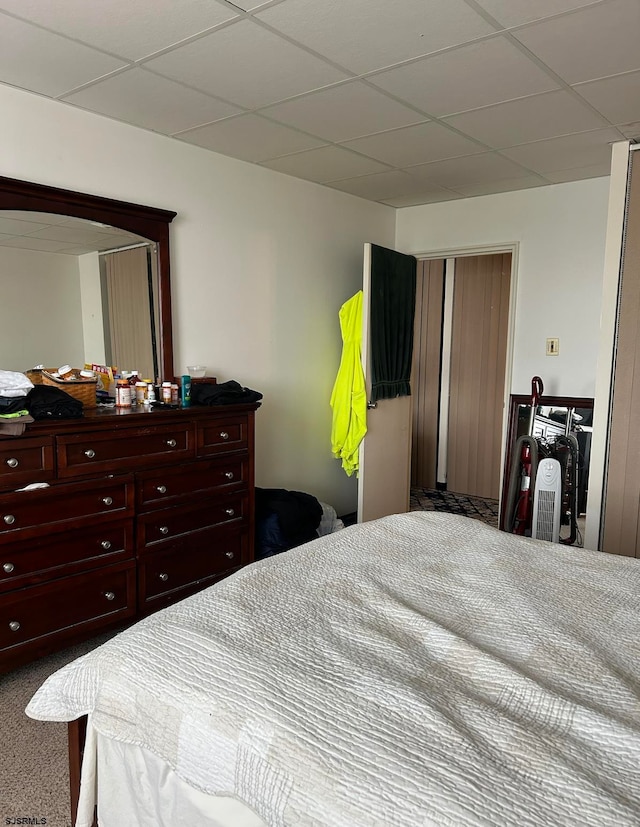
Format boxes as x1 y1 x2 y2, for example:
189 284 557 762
370 244 417 403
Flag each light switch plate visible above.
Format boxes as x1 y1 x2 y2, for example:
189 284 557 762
546 337 559 356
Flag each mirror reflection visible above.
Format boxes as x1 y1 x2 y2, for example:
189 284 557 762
503 398 593 547
0 210 160 381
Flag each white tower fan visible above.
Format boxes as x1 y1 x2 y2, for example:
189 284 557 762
531 458 562 543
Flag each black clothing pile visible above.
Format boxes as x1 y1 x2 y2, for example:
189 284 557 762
191 380 263 406
255 487 323 559
26 385 84 420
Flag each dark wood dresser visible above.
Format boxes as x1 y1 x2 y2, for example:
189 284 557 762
0 402 258 673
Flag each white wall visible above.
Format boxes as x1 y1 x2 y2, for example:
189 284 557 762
0 84 395 516
395 178 611 398
0 245 84 371
78 251 106 366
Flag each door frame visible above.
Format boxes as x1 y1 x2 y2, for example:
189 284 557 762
411 241 519 510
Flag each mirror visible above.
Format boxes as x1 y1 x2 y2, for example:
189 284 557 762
0 175 176 381
501 395 594 547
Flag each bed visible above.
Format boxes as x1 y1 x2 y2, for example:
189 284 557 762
26 511 640 826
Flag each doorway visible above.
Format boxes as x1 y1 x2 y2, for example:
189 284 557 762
410 251 512 510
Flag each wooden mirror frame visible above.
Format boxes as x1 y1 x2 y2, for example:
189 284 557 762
500 393 594 531
0 175 177 380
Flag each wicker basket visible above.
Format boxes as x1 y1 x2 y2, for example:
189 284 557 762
26 368 98 409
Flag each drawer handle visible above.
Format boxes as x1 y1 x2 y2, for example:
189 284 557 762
104 591 116 601
219 431 229 441
156 484 167 494
224 471 234 480
84 449 96 459
100 540 112 550
5 457 18 468
225 551 235 559
8 620 20 632
3 515 15 526
3 562 15 573
166 439 177 448
225 508 235 517
159 526 169 535
102 496 114 506
159 572 169 581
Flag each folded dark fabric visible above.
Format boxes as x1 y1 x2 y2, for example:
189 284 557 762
191 380 263 406
25 385 83 420
0 395 29 414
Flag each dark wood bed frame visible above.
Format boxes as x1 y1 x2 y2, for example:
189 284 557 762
68 717 94 827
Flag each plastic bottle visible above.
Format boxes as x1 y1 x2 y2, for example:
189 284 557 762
170 383 179 405
135 381 147 406
146 380 156 404
181 375 191 408
116 379 132 408
161 381 172 404
128 370 141 405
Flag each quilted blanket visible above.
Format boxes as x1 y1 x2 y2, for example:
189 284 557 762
27 512 640 826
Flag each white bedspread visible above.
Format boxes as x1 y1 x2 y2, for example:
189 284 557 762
27 512 640 826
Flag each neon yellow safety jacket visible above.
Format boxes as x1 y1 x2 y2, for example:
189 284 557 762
330 290 367 476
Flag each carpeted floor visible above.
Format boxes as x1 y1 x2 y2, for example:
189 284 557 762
0 629 121 827
410 486 500 527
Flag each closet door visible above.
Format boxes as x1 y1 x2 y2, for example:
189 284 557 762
411 259 445 489
602 148 640 556
447 253 511 500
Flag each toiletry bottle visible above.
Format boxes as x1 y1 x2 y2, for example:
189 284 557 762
171 383 179 405
181 375 191 408
146 380 155 404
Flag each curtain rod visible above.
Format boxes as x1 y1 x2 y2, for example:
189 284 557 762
99 241 155 256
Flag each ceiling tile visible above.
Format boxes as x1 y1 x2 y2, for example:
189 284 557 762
342 122 485 168
144 19 348 109
0 216 48 235
382 189 462 207
473 0 605 27
616 122 640 139
1 236 76 252
328 170 441 201
256 0 497 74
500 128 620 173
513 0 640 84
544 162 612 182
64 68 240 135
444 90 607 148
369 36 559 117
0 12 126 97
177 113 326 162
0 211 70 224
262 81 426 142
573 70 640 127
0 0 238 61
24 226 113 245
409 152 533 188
261 146 390 183
452 176 549 197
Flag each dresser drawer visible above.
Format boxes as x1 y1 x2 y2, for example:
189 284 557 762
0 476 134 542
57 423 194 478
0 561 136 652
196 414 249 456
0 436 55 489
0 520 133 593
138 493 248 551
139 525 248 607
137 455 249 510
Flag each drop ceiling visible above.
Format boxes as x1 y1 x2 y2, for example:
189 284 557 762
0 0 639 213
